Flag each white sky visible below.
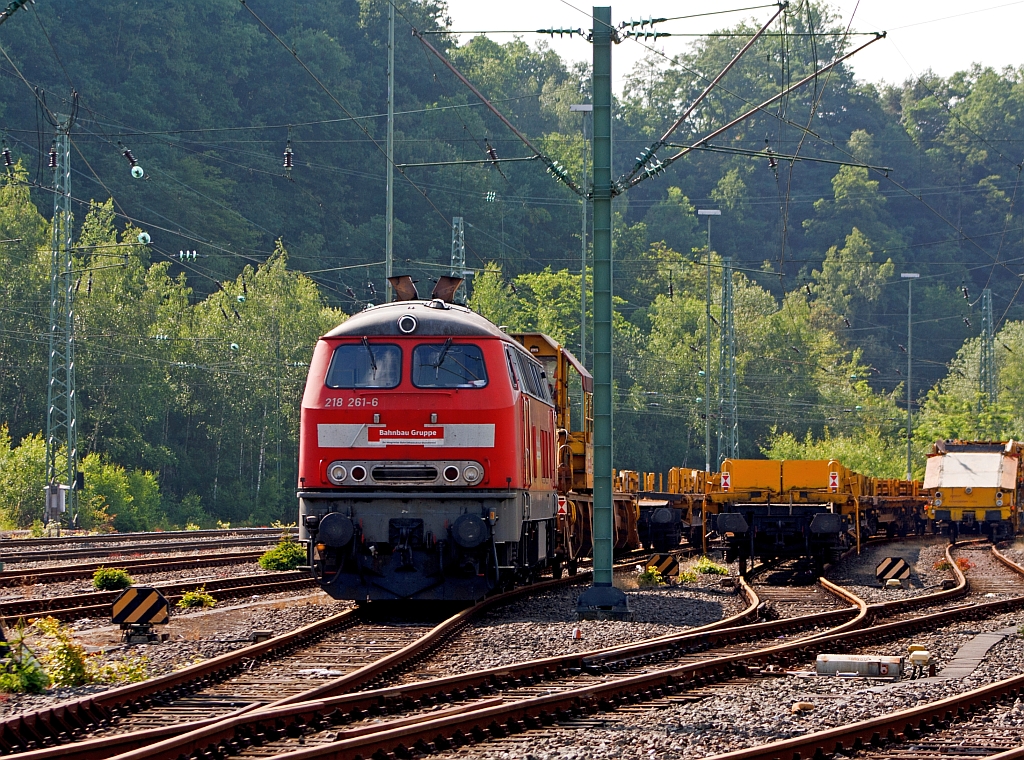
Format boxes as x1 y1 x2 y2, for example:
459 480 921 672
441 0 1024 92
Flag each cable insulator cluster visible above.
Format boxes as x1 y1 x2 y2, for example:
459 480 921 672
283 140 294 170
178 250 198 261
620 16 666 29
536 27 585 39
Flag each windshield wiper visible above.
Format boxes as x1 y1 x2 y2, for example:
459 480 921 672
433 337 453 369
361 336 377 374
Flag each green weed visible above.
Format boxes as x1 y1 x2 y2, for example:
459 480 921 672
258 532 305 571
92 567 132 591
636 566 665 588
694 556 729 576
0 623 49 693
177 586 216 609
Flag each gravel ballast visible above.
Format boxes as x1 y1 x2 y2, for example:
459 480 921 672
0 590 352 718
827 537 955 604
403 569 747 682
431 611 1024 760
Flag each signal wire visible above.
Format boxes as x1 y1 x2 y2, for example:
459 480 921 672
236 0 474 253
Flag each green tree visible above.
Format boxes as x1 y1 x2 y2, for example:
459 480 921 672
762 428 905 479
0 427 46 528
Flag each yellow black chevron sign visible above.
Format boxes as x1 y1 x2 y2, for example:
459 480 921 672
645 553 680 578
111 587 169 625
875 557 911 582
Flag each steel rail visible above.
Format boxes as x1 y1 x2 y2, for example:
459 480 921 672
0 557 631 754
630 543 1024 760
1 536 282 563
0 527 292 548
0 551 266 587
90 581 867 760
99 547 988 760
2 556 756 758
0 571 316 623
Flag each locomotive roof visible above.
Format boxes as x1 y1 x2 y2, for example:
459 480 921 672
324 300 510 340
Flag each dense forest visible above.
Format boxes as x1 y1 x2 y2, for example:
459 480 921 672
2 0 1024 529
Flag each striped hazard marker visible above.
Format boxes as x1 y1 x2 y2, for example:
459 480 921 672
875 557 911 582
111 587 169 626
646 553 680 579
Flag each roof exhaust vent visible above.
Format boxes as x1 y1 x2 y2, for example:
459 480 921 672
431 275 464 303
388 275 419 301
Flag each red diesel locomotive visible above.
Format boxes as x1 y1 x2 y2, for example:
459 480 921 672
298 284 562 601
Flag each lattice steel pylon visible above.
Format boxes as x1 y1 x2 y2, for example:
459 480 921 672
716 256 738 467
45 113 78 526
450 216 467 304
979 288 997 407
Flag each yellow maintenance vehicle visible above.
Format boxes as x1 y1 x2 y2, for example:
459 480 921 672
923 440 1022 540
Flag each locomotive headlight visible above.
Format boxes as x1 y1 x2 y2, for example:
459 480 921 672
934 498 942 507
443 465 460 483
350 465 367 482
463 464 483 484
327 462 348 485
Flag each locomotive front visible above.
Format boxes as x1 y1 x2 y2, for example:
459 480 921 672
298 299 558 601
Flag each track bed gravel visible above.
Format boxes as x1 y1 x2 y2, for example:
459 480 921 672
433 611 1024 760
0 590 353 719
826 537 954 603
997 540 1024 567
400 575 747 684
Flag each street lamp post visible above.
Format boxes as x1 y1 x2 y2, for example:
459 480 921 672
901 272 920 480
698 209 720 474
570 104 593 366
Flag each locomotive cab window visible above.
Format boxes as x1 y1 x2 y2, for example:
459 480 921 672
510 349 552 404
325 341 402 389
412 340 488 388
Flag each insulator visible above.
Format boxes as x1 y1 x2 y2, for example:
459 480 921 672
1 142 12 171
367 282 376 296
345 287 356 299
48 143 57 169
283 140 294 169
86 273 92 295
122 147 138 167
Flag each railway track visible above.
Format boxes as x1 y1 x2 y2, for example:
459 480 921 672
0 551 266 587
0 528 292 548
0 537 281 564
5 542 1011 760
2 561 858 759
653 545 1024 760
0 556 757 757
88 544 1024 760
0 571 316 623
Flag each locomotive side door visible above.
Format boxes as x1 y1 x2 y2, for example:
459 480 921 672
522 395 532 489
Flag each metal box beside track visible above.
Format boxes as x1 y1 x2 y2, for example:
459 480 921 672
815 654 902 679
